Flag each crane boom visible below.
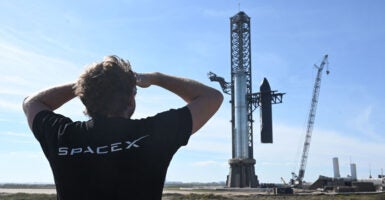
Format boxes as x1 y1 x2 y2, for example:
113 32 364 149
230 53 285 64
296 55 329 185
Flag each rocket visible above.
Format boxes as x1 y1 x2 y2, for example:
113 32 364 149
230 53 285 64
260 78 273 143
233 69 249 159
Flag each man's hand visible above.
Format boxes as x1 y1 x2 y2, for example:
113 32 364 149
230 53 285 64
135 73 155 88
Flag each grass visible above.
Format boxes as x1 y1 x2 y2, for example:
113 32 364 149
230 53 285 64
0 193 56 200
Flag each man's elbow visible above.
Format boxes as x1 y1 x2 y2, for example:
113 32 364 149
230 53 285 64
22 96 50 115
22 96 30 114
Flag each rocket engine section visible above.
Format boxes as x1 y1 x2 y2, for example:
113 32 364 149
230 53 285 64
259 78 273 143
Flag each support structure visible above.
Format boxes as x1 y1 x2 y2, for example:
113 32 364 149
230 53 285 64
208 11 284 188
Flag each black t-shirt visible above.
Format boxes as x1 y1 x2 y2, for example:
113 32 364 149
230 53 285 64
32 106 192 200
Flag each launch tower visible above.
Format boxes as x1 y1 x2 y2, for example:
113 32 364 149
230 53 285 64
209 11 284 188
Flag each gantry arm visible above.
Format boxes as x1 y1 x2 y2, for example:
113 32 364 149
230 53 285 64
207 71 231 95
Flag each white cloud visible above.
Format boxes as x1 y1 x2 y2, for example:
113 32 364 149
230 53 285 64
0 131 36 145
0 131 32 138
54 98 88 121
192 160 226 167
348 105 382 140
0 87 28 96
185 138 230 154
0 40 84 116
0 151 53 183
0 42 81 87
0 98 22 111
7 151 43 159
0 75 30 86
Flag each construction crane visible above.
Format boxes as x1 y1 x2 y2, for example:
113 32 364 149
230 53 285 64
291 55 329 187
281 177 288 186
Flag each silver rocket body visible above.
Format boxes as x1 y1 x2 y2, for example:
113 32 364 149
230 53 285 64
233 69 249 158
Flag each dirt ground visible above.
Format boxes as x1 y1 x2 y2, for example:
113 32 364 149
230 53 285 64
162 189 385 200
1 188 385 200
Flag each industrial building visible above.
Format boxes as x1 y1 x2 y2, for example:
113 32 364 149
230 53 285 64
309 157 385 192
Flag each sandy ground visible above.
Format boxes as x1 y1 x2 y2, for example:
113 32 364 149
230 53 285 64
0 188 56 194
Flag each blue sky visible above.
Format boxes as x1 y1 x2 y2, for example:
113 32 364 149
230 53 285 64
1 0 384 184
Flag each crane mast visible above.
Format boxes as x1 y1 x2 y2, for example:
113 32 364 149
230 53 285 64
293 55 329 186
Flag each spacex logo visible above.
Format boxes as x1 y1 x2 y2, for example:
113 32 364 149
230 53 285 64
58 135 149 156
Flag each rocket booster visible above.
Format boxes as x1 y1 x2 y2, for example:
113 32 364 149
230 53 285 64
233 70 249 158
260 78 273 143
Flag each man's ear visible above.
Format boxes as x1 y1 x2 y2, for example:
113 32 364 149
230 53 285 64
128 95 135 108
124 95 136 118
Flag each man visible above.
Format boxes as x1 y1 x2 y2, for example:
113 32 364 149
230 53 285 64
22 55 223 200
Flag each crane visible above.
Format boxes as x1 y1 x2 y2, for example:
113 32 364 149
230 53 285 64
291 55 329 187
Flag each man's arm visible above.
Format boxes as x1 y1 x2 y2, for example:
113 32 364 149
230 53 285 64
22 83 76 130
136 72 223 134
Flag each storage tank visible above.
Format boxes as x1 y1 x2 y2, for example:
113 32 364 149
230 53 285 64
351 163 357 180
333 157 341 178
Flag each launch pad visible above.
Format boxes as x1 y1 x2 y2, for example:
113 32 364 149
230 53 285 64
227 158 258 187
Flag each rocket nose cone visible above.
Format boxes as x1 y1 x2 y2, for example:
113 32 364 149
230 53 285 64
260 77 271 92
262 77 269 84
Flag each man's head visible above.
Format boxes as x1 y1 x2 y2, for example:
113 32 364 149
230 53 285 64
75 55 136 118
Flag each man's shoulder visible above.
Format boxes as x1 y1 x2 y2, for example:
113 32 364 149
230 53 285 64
32 110 75 139
151 106 191 121
146 106 192 147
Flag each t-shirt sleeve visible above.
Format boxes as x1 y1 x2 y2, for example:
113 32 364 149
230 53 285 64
151 106 192 147
32 110 73 156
